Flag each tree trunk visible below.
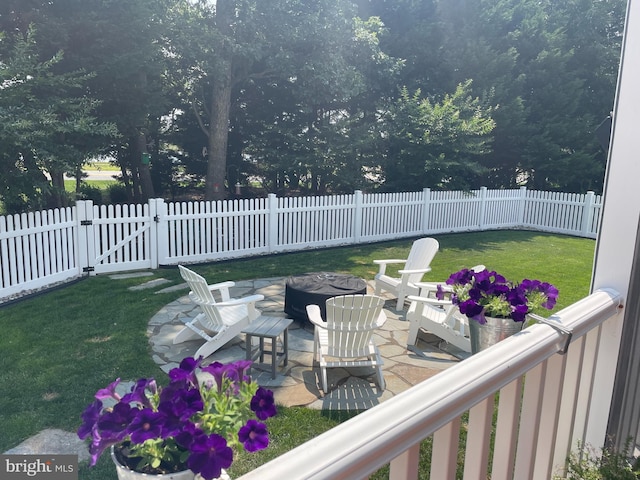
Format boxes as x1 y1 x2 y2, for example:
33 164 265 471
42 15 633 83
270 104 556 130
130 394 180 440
205 0 234 201
136 130 155 201
48 169 68 208
206 70 232 201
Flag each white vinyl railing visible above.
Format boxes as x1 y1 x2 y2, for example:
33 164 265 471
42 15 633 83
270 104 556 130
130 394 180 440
237 289 622 480
0 187 602 301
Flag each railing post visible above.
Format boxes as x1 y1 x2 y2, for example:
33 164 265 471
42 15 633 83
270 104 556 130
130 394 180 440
581 191 595 237
151 198 168 268
354 190 363 244
268 193 278 253
479 186 488 230
518 186 528 228
422 188 431 234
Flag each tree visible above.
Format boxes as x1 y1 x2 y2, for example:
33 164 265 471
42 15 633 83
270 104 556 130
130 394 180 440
53 0 170 202
236 14 401 195
167 0 399 199
0 0 171 205
382 82 495 191
432 0 624 192
361 0 623 193
0 27 117 213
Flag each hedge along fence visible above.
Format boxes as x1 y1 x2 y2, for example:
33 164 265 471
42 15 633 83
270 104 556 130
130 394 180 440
0 187 601 301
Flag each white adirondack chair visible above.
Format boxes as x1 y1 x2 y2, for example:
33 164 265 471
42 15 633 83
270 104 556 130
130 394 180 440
306 294 387 393
374 237 440 310
406 265 486 353
175 265 264 360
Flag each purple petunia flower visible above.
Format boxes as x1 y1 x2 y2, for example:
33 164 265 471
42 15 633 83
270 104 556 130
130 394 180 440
200 361 229 392
229 360 253 383
127 409 166 443
446 268 474 286
95 378 122 401
507 285 528 308
459 299 485 323
88 429 120 466
511 304 529 322
250 387 277 420
87 402 136 467
238 419 269 452
175 421 202 450
96 402 136 440
159 383 203 422
77 400 103 440
187 433 233 480
121 378 156 407
540 282 559 309
169 356 202 386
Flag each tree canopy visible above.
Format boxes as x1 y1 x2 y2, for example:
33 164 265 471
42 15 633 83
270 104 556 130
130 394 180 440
0 0 624 212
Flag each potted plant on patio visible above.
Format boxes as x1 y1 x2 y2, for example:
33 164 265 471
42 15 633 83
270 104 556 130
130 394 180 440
437 268 559 353
78 357 277 480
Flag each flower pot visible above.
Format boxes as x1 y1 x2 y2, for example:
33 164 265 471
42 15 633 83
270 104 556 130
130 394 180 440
110 446 230 480
468 316 525 354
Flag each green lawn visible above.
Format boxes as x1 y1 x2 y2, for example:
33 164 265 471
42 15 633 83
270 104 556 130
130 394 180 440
0 231 595 478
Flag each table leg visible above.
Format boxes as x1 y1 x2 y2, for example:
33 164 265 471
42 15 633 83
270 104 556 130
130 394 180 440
283 329 289 367
245 333 252 375
259 337 265 363
271 335 277 379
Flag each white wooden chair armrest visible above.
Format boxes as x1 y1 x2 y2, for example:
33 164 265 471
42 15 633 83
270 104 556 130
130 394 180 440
306 305 327 329
216 294 265 306
375 311 388 328
407 295 453 308
398 267 432 275
373 259 407 265
204 281 235 302
373 258 407 276
206 280 235 291
414 281 446 294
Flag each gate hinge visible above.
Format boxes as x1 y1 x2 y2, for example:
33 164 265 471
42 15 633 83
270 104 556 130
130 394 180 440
529 313 573 355
80 220 93 226
83 266 95 273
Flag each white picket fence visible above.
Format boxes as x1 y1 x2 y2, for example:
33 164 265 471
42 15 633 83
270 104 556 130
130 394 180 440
0 187 602 301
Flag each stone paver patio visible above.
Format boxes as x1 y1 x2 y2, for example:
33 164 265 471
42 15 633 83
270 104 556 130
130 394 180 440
148 276 470 411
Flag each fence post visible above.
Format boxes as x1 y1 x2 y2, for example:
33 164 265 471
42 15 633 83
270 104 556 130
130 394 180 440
76 200 95 275
479 187 488 230
150 198 167 268
268 194 278 253
581 191 596 237
354 190 363 244
518 186 528 228
422 188 431 234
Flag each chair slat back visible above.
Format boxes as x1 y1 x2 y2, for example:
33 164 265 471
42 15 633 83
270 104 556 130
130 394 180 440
405 237 439 283
325 295 384 357
178 265 223 329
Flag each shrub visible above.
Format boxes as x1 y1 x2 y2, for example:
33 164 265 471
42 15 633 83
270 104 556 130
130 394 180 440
106 184 129 204
77 184 104 204
557 441 640 479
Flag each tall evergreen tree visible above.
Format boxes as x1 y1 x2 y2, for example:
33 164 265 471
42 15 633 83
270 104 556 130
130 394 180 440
0 27 116 212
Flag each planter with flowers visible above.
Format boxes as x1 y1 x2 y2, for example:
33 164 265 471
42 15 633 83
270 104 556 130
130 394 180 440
78 357 277 480
437 268 559 354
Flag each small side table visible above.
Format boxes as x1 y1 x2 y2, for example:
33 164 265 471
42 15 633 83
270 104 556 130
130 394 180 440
242 316 293 379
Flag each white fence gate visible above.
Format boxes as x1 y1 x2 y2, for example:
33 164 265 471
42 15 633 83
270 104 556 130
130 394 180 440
0 187 603 301
76 200 160 275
